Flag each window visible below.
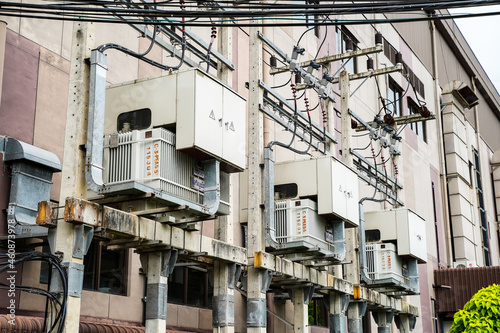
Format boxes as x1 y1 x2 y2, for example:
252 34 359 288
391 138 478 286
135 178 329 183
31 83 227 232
408 99 427 142
117 108 152 132
387 79 403 117
168 262 213 308
308 298 328 327
337 28 357 73
473 149 491 266
83 241 128 295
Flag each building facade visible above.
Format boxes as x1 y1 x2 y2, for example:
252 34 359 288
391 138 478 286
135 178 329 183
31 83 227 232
0 3 499 333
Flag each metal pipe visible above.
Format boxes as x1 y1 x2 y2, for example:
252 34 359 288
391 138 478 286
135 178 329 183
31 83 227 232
264 147 280 248
0 20 6 107
357 202 372 285
86 50 107 193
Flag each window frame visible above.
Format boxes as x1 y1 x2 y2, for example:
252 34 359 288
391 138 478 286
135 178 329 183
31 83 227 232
407 98 427 142
82 240 129 295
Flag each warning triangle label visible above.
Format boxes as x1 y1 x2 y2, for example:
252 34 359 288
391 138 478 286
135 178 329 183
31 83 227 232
209 110 216 120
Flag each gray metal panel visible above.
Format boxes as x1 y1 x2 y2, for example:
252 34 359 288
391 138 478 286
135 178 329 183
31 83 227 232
4 138 61 171
8 162 54 226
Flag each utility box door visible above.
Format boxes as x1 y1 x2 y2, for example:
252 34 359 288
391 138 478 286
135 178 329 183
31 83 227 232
177 69 224 158
317 157 359 226
222 88 247 171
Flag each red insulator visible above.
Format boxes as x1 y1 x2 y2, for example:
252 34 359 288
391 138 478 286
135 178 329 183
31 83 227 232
419 105 431 117
383 114 395 125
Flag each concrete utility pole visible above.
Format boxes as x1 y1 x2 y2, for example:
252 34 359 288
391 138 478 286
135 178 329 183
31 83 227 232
246 13 267 333
339 70 364 332
213 21 237 333
52 21 95 332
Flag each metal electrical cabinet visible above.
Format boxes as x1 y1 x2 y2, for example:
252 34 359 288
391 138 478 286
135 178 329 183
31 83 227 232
364 208 427 263
273 156 359 227
104 68 246 172
176 69 246 172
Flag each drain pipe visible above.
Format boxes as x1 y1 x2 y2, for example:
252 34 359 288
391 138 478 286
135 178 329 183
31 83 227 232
358 201 372 284
86 50 107 193
264 147 280 248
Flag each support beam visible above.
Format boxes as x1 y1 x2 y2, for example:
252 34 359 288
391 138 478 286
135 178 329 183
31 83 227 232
269 45 384 75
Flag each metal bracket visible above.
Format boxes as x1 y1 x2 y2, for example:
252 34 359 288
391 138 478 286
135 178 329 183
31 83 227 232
228 263 242 289
304 285 315 304
341 293 350 312
261 269 273 293
51 261 84 298
161 249 178 278
72 224 94 259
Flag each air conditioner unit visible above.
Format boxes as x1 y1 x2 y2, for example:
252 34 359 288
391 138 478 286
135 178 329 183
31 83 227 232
366 243 409 285
453 260 476 268
274 199 334 252
103 127 230 216
105 68 246 172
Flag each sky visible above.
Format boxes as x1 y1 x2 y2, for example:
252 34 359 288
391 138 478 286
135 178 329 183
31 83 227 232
449 5 500 93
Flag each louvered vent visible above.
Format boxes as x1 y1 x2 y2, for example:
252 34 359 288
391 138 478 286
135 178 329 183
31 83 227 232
103 128 230 212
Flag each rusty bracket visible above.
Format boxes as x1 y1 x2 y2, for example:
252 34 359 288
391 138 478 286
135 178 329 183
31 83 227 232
36 201 60 227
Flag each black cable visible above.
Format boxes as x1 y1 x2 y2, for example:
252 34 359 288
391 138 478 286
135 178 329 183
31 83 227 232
271 77 291 89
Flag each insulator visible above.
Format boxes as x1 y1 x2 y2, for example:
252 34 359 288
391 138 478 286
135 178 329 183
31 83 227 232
367 57 374 71
419 105 431 117
396 52 403 65
345 39 353 52
375 32 383 46
294 71 302 84
270 55 277 68
384 114 395 125
351 119 358 129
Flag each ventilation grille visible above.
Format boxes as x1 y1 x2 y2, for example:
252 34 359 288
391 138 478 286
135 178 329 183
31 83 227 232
366 244 376 280
105 129 202 205
275 200 290 244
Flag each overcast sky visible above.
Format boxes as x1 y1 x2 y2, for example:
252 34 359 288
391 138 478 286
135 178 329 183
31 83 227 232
449 6 500 93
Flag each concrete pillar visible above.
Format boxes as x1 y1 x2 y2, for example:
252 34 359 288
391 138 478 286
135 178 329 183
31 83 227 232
50 20 95 332
141 250 177 333
347 301 366 333
330 292 349 333
292 288 310 333
373 311 394 333
213 261 238 333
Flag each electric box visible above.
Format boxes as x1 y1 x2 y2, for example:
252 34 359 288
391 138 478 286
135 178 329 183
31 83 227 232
105 68 246 172
366 243 408 285
275 199 334 252
273 156 359 227
364 208 427 263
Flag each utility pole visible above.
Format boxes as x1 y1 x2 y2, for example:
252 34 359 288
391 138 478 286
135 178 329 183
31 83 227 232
339 70 364 332
51 21 95 332
246 11 267 333
213 21 237 333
